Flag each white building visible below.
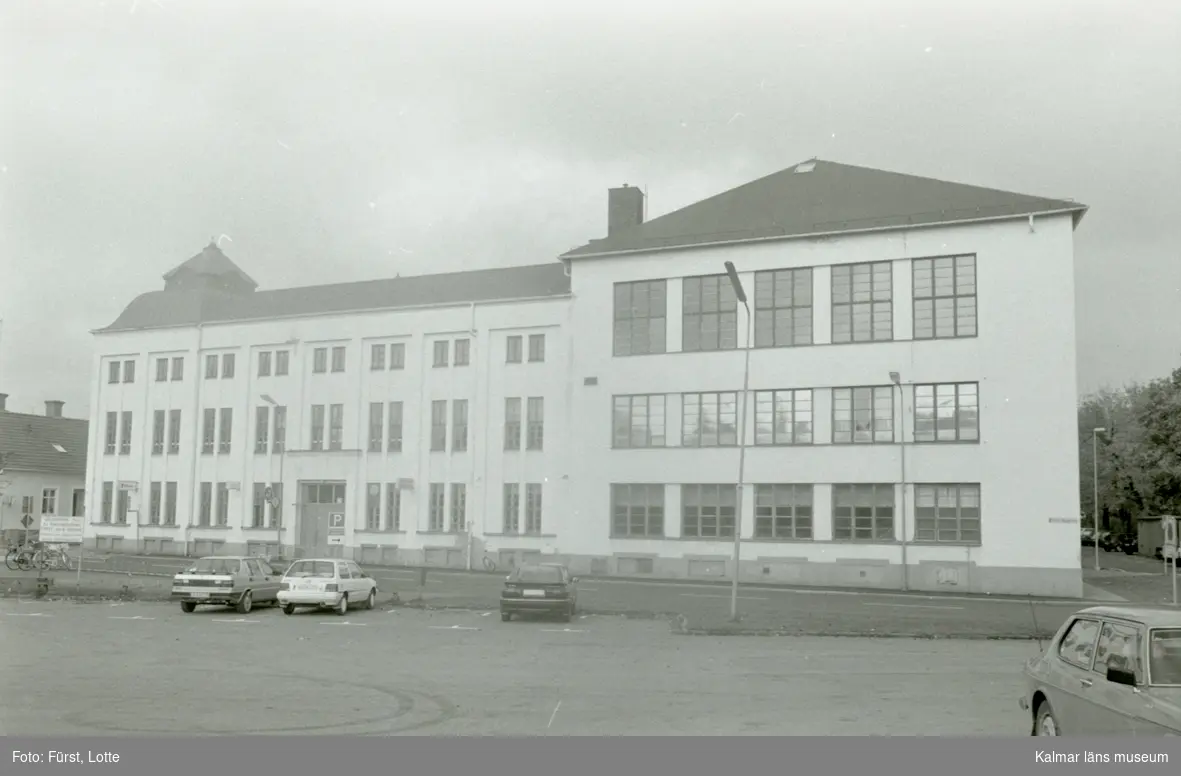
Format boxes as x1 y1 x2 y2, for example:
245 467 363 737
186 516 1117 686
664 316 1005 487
83 159 1088 597
0 395 88 546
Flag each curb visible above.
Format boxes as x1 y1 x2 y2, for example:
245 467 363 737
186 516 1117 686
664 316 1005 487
673 628 1052 640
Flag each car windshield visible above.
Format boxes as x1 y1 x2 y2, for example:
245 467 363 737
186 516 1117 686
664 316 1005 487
1149 629 1181 684
511 566 563 584
189 558 241 575
285 561 337 579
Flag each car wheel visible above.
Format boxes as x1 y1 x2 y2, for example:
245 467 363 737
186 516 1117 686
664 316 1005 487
365 588 376 610
180 601 196 614
237 591 253 614
336 594 348 616
1036 702 1060 736
282 604 295 616
501 611 511 622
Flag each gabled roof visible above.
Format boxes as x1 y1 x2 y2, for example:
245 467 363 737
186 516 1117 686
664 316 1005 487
163 242 259 289
98 262 572 333
0 411 89 477
562 159 1088 259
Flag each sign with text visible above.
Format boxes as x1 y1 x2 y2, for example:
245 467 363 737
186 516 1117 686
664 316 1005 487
1163 516 1177 560
328 512 345 545
40 515 84 544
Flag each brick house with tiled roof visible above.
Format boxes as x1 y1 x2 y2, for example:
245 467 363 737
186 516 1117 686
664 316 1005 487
0 394 89 544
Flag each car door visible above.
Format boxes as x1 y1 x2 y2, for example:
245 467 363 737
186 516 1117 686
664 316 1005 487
253 559 280 601
1084 619 1146 734
335 562 355 598
233 560 251 596
1045 616 1104 734
348 562 372 596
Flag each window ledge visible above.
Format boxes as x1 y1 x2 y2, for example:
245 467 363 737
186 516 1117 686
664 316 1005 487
191 525 232 531
910 541 982 548
483 532 558 538
354 530 406 535
241 526 285 532
609 535 667 540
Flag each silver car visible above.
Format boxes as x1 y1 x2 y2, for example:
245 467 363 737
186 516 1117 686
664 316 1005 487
278 558 378 616
1020 605 1181 735
172 555 282 614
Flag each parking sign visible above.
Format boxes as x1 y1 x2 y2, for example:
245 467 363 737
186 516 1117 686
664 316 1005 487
328 512 345 545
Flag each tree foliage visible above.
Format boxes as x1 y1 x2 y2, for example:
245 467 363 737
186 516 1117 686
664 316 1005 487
1079 362 1181 529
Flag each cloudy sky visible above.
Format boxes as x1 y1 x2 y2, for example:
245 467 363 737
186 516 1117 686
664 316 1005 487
1 0 1178 417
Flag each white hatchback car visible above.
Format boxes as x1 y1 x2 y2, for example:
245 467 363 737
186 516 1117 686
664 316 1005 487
278 558 378 616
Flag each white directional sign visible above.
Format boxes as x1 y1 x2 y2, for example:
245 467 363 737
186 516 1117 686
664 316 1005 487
327 512 345 545
1163 516 1177 561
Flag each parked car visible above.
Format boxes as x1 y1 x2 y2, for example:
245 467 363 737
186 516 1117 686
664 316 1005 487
500 563 579 622
172 555 282 614
1019 605 1181 735
277 558 378 615
1080 528 1096 547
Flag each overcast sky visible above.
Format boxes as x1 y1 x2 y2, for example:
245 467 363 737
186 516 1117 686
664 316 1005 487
1 0 1178 417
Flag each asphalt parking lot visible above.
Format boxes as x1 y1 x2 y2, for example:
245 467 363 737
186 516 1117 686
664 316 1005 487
0 598 1040 736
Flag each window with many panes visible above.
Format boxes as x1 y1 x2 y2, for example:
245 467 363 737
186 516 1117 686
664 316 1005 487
506 335 523 364
754 267 813 347
832 262 893 343
682 274 738 352
119 411 132 455
611 484 665 537
504 398 522 450
171 356 184 381
613 280 667 356
832 484 895 542
754 389 813 445
502 483 520 533
370 343 386 371
525 483 542 534
913 255 977 339
255 406 269 454
681 484 737 539
832 386 894 444
101 482 113 523
218 408 232 453
155 358 169 382
328 404 343 450
754 484 813 539
452 400 469 452
366 483 382 530
41 488 57 515
389 343 405 369
275 350 289 375
526 397 544 450
387 402 403 452
252 483 267 527
430 400 447 452
168 409 181 454
368 403 384 452
258 351 272 377
454 339 470 366
385 483 401 531
682 392 738 447
105 412 117 454
221 354 235 378
198 482 212 526
612 395 667 448
330 346 345 373
914 382 979 442
429 483 446 531
269 483 283 527
312 347 328 373
272 406 286 453
152 410 165 454
108 361 120 384
450 484 466 532
122 359 135 383
915 484 981 544
216 482 229 525
116 488 130 524
310 405 325 451
528 334 545 362
202 408 216 453
164 482 177 525
433 340 449 367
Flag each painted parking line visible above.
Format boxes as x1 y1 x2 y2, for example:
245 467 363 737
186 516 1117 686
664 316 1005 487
578 587 599 592
109 615 155 620
320 621 369 626
428 624 480 631
3 612 52 617
540 628 587 634
862 602 965 611
680 593 769 601
213 618 259 623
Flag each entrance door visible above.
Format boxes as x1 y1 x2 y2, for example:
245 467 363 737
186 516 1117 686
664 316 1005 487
297 481 347 558
72 489 85 517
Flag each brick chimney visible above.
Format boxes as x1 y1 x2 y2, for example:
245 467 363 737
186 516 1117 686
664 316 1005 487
45 400 64 418
608 184 645 237
0 393 7 411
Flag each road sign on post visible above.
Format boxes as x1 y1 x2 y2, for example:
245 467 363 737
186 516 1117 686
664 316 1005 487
327 512 345 546
1163 516 1178 607
19 514 33 529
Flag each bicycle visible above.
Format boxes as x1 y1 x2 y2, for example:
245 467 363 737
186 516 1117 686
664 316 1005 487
34 545 73 571
4 544 37 571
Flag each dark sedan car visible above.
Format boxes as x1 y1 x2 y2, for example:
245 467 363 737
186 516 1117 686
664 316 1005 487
500 563 578 622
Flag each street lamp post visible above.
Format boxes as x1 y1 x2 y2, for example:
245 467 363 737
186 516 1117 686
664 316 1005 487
723 261 752 623
1092 427 1106 572
262 394 286 561
889 372 909 591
